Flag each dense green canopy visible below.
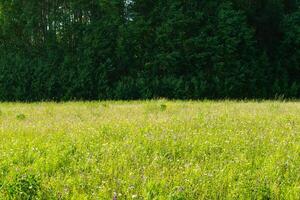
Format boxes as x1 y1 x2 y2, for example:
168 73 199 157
0 0 299 101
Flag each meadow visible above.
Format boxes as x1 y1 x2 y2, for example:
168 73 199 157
0 101 299 199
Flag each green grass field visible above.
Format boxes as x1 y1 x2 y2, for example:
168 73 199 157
0 101 299 199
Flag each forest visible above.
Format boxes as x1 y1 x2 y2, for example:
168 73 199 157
0 0 299 101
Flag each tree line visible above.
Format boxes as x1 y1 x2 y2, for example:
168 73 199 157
0 0 299 101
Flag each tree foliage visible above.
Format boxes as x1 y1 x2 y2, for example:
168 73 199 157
0 0 299 101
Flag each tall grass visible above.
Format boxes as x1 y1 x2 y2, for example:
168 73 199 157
0 101 299 199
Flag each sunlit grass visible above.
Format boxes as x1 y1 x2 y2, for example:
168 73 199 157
0 101 299 199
